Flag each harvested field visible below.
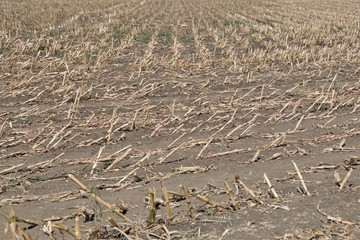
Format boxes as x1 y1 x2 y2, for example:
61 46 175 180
0 0 359 239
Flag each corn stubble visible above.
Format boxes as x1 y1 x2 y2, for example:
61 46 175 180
0 0 359 239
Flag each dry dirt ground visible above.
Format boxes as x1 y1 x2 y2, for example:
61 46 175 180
0 0 360 239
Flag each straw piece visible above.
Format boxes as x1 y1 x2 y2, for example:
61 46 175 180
91 145 105 175
107 108 118 142
105 148 132 172
235 176 263 204
197 138 212 159
293 115 305 132
148 188 156 225
52 222 76 238
339 168 353 191
75 216 81 240
224 181 238 211
263 173 279 199
68 174 138 227
195 194 226 211
180 185 195 219
157 144 183 165
161 183 172 223
292 161 310 196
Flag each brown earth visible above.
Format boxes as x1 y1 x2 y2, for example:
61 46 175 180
0 0 359 239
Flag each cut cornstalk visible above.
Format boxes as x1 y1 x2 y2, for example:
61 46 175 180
9 206 17 240
293 115 305 132
91 145 105 175
181 185 195 219
157 144 183 165
339 168 353 191
131 110 140 131
68 174 138 228
195 194 225 211
148 188 156 225
197 138 212 159
235 176 263 204
224 181 238 211
161 183 172 223
167 133 186 148
264 173 279 199
52 222 76 238
292 161 311 196
105 148 132 172
107 108 118 142
17 227 31 240
75 216 81 240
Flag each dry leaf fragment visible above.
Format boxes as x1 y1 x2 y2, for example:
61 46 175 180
339 138 346 149
333 170 341 185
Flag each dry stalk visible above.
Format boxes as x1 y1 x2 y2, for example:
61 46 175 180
131 110 140 131
240 123 255 136
105 148 132 172
107 108 118 142
206 148 245 158
306 96 323 112
9 206 18 240
75 216 81 240
171 99 176 116
25 152 64 175
333 170 342 184
149 117 171 138
91 145 105 175
292 161 311 196
235 176 263 204
68 174 138 228
197 138 212 159
339 168 353 191
263 173 279 199
264 132 286 149
225 113 258 139
279 101 292 113
0 118 7 137
17 227 31 240
66 145 132 166
67 88 82 120
184 106 196 117
195 194 226 211
161 183 172 223
292 115 305 132
191 111 218 133
115 167 140 186
171 123 184 134
23 89 45 104
317 201 357 225
288 112 301 121
248 149 261 163
46 123 72 149
101 145 132 162
51 222 77 238
224 181 238 211
148 188 156 225
0 163 25 175
107 217 120 228
126 153 150 169
113 227 133 240
172 165 214 176
180 185 195 219
339 138 346 149
240 87 257 99
210 109 237 138
157 143 183 165
167 133 186 148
